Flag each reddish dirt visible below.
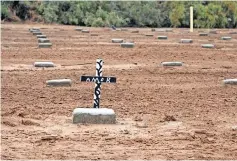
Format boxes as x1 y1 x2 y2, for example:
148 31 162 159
1 24 237 160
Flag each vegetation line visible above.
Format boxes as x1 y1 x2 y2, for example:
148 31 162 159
1 1 237 28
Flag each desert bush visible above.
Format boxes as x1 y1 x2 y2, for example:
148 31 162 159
2 1 237 28
1 3 10 20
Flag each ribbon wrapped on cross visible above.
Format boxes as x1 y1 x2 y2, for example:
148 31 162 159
80 59 116 108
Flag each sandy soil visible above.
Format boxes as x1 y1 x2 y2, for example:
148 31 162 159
1 24 237 160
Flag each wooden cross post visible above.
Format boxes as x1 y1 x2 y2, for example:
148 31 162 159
80 59 116 108
190 6 193 33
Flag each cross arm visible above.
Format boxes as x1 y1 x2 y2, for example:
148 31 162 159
81 76 116 83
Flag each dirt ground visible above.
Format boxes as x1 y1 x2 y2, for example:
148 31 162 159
1 23 237 160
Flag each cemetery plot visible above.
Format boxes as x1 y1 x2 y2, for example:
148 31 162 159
1 24 237 160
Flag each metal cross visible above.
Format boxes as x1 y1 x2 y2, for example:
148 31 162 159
80 59 116 108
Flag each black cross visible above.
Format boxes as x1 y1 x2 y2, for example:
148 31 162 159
80 59 116 108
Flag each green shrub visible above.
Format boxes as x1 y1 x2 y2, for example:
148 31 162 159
43 4 58 23
92 17 104 27
1 4 10 20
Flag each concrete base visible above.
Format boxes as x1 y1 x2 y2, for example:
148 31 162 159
37 35 47 38
156 29 166 32
145 34 153 37
199 33 209 36
112 39 124 43
39 43 52 48
82 30 90 33
209 30 217 34
131 30 139 33
73 108 116 124
75 28 83 31
46 79 72 87
34 61 55 67
121 28 128 31
202 44 214 48
161 62 183 67
221 37 232 40
223 79 237 85
180 39 193 43
121 42 135 48
29 28 40 32
158 36 168 40
165 29 173 32
38 38 50 43
33 32 42 35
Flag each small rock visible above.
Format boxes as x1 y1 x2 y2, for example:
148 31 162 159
41 135 59 141
194 129 207 134
84 130 89 133
232 126 237 131
2 120 17 127
22 119 40 126
163 115 177 122
134 116 143 121
123 129 130 134
100 133 109 137
135 122 148 128
18 112 28 117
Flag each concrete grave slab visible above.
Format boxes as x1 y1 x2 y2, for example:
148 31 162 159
34 61 55 67
46 79 72 87
73 108 116 124
38 43 52 48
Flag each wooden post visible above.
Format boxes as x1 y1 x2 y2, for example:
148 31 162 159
190 6 193 33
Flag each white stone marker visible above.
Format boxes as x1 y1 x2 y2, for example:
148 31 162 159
161 62 183 67
33 31 43 35
202 44 214 48
221 37 232 40
223 79 237 85
75 28 83 31
166 28 173 32
38 38 50 43
38 43 52 48
34 62 55 67
121 28 128 31
121 42 135 48
156 29 166 32
82 30 90 33
112 39 124 43
91 34 98 36
131 30 139 33
37 35 47 38
46 79 72 87
199 33 209 36
158 36 168 40
180 39 193 43
29 28 40 32
145 34 154 37
209 30 217 34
